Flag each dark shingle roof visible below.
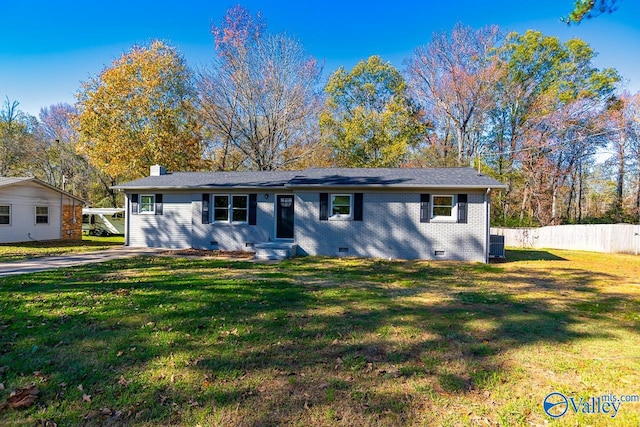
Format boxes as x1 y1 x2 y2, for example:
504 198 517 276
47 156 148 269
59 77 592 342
112 170 301 190
288 168 506 188
112 168 506 190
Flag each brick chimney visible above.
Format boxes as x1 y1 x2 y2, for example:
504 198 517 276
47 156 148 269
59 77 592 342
150 164 166 176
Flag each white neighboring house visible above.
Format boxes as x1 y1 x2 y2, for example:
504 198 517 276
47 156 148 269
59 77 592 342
0 177 85 243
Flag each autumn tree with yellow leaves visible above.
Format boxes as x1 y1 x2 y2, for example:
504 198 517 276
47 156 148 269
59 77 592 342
320 56 428 168
76 40 204 181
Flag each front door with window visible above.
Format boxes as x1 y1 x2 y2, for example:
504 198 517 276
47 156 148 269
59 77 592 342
276 195 294 239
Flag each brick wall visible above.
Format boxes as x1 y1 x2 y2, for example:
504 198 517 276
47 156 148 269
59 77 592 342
62 204 83 241
294 191 488 262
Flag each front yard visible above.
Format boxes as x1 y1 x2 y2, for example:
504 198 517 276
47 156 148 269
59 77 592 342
0 235 124 262
0 250 639 425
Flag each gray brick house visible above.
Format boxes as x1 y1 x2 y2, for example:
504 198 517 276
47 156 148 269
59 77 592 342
113 166 506 262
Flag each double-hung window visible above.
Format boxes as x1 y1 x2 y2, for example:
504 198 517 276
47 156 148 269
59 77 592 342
35 206 49 224
430 195 458 222
213 195 248 223
0 205 10 225
330 194 352 219
140 195 155 214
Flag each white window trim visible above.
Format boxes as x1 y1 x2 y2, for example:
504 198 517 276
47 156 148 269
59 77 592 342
431 195 457 223
35 205 49 225
139 194 156 214
329 194 353 221
212 194 249 224
0 204 10 226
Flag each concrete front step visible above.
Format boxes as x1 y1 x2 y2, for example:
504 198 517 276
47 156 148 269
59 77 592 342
254 242 298 260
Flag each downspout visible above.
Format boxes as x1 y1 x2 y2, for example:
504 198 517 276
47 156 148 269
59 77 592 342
484 188 491 264
125 193 130 246
60 193 64 239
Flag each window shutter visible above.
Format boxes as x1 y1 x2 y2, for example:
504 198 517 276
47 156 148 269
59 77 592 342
420 194 430 223
130 194 139 215
155 194 163 215
457 194 468 224
248 194 257 225
202 194 210 224
319 193 329 221
353 193 363 221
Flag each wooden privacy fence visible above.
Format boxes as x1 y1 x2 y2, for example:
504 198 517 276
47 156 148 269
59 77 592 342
491 224 640 255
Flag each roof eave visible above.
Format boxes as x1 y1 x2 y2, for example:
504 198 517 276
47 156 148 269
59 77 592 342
111 184 290 191
286 184 508 190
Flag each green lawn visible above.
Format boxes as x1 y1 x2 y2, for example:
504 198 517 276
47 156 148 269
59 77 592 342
0 250 639 426
0 235 124 262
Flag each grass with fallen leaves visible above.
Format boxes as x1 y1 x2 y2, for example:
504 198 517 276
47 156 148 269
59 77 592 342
0 249 639 426
0 235 124 262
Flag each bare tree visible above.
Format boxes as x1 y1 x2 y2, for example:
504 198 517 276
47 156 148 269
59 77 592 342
197 6 323 171
406 24 502 166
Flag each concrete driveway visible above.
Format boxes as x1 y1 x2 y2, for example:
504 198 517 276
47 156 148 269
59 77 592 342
0 247 164 277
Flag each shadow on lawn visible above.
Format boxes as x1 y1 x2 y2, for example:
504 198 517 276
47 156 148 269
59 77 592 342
0 255 629 426
500 249 567 262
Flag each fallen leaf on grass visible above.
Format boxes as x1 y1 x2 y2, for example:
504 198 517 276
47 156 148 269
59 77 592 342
220 328 239 337
0 383 39 410
82 394 92 403
77 384 83 391
0 383 4 391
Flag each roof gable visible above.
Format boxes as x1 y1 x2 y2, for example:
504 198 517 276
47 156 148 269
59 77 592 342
0 177 87 203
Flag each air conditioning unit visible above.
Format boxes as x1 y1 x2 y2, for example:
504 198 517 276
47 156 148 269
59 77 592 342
489 235 505 258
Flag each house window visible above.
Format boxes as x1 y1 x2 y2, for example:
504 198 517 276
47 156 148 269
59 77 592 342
214 195 229 221
432 195 454 219
140 195 155 214
213 195 248 223
0 205 10 225
330 194 352 219
232 195 248 222
35 206 49 224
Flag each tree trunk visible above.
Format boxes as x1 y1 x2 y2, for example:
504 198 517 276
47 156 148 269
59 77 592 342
456 127 464 166
578 161 584 223
519 186 529 225
615 139 625 222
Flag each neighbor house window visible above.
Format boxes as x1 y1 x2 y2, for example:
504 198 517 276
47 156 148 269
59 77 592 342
213 195 248 223
330 194 352 219
0 205 10 225
35 206 49 224
140 195 155 214
432 195 454 219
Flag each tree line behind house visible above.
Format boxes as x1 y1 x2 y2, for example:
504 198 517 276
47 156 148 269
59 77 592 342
1 5 639 227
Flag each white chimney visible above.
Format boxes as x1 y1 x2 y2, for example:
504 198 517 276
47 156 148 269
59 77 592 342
150 164 166 176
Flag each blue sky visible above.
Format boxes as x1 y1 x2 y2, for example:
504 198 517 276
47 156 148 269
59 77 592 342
2 0 640 117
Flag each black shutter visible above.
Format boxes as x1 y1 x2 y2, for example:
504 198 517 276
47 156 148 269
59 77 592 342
457 194 468 224
353 193 363 221
130 194 139 215
420 194 430 223
319 193 329 221
155 194 163 215
248 194 257 225
202 194 210 224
